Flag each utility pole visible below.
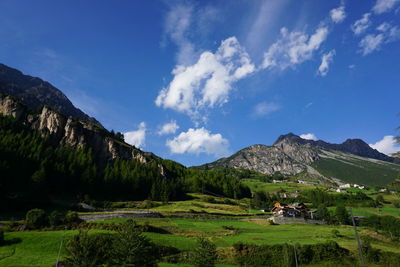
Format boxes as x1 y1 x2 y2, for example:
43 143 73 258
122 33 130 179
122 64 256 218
289 240 299 267
350 208 366 267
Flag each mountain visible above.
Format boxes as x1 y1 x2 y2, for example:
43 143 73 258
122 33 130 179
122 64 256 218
0 63 98 124
393 151 400 164
274 133 393 162
198 133 400 187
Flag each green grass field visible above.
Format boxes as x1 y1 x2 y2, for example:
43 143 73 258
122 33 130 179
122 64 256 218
2 217 400 267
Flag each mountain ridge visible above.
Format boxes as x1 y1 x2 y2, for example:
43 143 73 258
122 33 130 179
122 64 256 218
0 63 99 124
197 133 400 186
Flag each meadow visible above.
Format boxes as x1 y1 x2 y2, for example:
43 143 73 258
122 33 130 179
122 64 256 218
2 216 400 267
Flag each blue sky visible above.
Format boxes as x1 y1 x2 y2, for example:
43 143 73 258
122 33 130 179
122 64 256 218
0 0 399 166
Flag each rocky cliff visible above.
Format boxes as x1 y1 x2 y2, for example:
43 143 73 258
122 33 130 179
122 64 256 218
274 133 393 162
198 133 398 182
0 63 98 123
0 95 150 166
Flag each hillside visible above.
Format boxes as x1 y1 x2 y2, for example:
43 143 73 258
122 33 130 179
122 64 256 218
198 133 400 187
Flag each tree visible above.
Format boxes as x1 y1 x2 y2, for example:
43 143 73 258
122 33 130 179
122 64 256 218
335 205 351 225
26 209 47 229
111 220 159 267
65 230 113 267
376 195 385 204
191 237 217 267
316 204 331 222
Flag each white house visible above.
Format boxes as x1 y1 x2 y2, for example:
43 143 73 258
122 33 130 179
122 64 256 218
339 184 351 189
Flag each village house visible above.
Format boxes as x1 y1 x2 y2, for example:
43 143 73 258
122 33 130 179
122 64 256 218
272 179 289 183
339 183 351 189
297 180 314 186
271 202 313 218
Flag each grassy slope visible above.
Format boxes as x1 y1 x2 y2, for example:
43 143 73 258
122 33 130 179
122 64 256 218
2 218 400 266
312 157 400 186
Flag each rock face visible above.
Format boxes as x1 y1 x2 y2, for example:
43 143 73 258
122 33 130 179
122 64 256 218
274 133 393 162
0 95 151 166
201 144 313 176
198 133 395 176
0 63 98 123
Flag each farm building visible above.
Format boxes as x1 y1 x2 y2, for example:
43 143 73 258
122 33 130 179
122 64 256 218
271 202 312 218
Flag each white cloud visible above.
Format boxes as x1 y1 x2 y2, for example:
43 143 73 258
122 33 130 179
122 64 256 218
300 133 318 141
156 37 255 120
369 135 400 155
252 101 280 117
166 128 229 157
317 50 336 76
262 26 329 70
163 3 196 65
351 13 371 35
359 23 400 55
372 0 400 14
330 5 346 23
360 33 385 55
124 122 146 148
158 120 179 135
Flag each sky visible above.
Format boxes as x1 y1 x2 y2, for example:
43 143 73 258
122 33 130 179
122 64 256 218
0 0 399 166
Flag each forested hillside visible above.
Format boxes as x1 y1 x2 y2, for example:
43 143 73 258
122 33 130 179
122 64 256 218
0 113 251 209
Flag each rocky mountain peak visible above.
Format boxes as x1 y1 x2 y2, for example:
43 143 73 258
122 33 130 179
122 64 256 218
0 63 98 124
273 132 305 146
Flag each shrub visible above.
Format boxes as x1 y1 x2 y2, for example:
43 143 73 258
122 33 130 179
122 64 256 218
64 230 114 267
376 195 385 203
331 229 340 238
111 220 159 266
204 196 216 203
191 237 217 267
26 209 47 229
393 200 400 208
49 210 64 226
64 211 81 224
233 241 350 267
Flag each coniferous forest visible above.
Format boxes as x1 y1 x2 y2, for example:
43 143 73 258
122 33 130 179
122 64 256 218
0 114 251 210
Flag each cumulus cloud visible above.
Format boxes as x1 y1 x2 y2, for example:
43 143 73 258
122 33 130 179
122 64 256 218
156 37 255 120
369 135 400 155
262 26 329 70
351 13 371 35
317 50 336 76
252 101 280 117
372 0 400 14
124 122 146 148
158 120 179 135
300 133 318 141
166 128 229 157
330 5 346 23
359 23 400 55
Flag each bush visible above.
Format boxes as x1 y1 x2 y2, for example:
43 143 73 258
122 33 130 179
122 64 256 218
233 241 350 267
64 211 81 224
393 200 400 208
49 210 64 226
26 209 47 229
331 229 340 238
191 237 217 267
65 230 114 267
